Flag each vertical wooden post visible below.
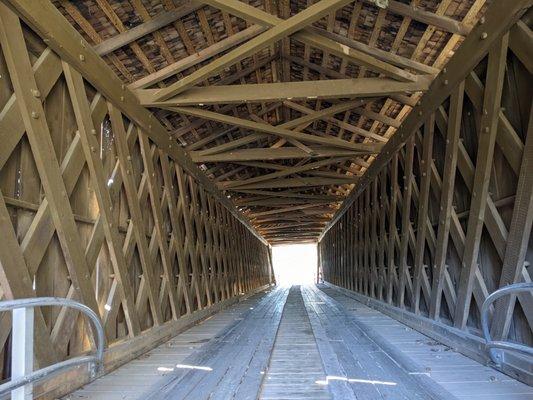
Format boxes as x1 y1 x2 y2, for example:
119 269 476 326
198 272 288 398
387 154 398 305
429 83 464 320
412 114 435 314
398 135 415 308
454 35 509 329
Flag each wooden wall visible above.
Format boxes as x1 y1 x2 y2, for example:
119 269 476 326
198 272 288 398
319 1 532 384
0 3 273 390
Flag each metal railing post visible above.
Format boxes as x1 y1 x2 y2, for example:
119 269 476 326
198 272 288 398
0 297 105 398
12 307 34 400
481 282 533 366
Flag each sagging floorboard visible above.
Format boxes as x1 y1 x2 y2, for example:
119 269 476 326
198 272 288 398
65 285 533 400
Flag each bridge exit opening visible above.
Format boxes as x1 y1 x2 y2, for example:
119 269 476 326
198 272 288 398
272 243 317 286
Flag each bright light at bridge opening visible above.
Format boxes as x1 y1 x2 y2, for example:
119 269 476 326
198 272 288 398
272 243 317 286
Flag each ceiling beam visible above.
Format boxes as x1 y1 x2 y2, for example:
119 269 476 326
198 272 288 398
233 189 345 201
263 226 326 232
226 176 358 190
193 100 367 156
191 146 376 162
250 203 334 218
150 0 354 101
254 213 333 223
236 197 339 206
258 222 327 231
185 103 282 154
200 0 421 83
284 55 418 107
171 107 384 152
266 232 321 238
137 77 429 106
220 156 351 189
284 100 388 142
255 215 331 223
233 160 367 173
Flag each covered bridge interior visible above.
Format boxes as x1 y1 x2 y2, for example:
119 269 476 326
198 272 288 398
0 0 532 398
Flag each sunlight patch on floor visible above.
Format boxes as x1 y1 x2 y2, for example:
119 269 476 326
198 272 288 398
315 376 397 386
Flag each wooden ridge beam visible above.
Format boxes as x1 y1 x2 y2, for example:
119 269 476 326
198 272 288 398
264 230 323 235
265 231 321 237
256 215 331 223
150 0 354 101
263 227 324 232
137 78 429 106
281 100 368 129
256 216 330 224
270 239 318 242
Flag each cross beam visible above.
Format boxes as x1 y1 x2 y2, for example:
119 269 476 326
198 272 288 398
137 78 430 106
150 0 354 102
200 0 421 83
191 146 376 163
171 107 384 152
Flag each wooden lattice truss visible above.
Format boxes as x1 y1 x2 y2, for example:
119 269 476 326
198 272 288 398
319 0 532 380
45 0 488 243
0 2 273 382
0 0 531 394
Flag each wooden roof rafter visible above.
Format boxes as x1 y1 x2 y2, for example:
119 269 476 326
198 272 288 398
35 0 488 243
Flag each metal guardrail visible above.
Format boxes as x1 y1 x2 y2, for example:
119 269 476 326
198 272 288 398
0 297 105 400
481 282 533 366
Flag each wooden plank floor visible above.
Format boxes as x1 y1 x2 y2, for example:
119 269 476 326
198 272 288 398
63 289 278 400
301 285 451 400
145 286 289 399
64 284 533 400
259 286 331 400
318 284 533 400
